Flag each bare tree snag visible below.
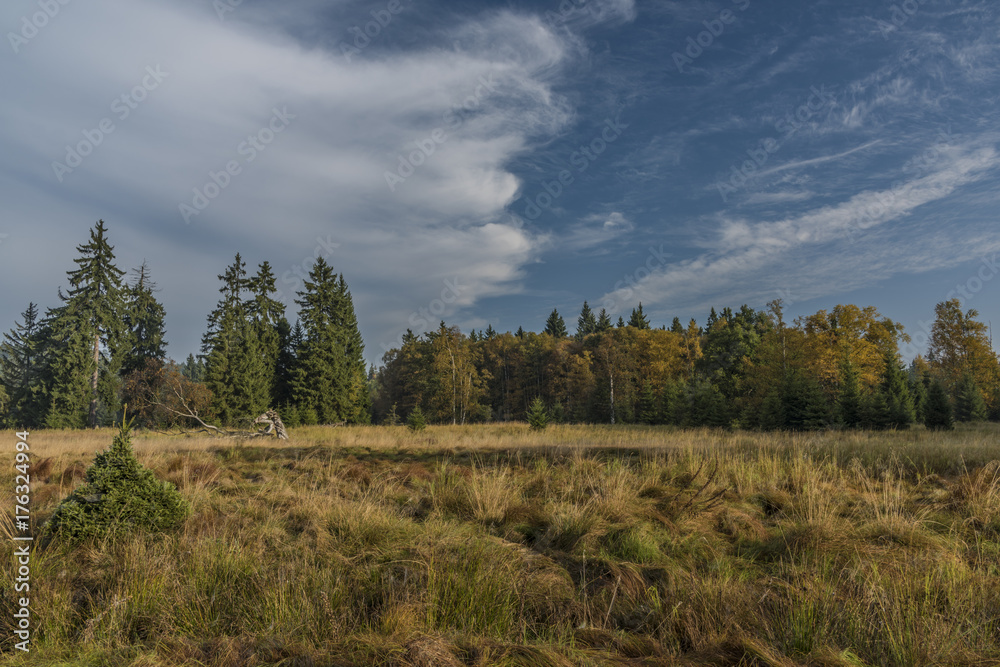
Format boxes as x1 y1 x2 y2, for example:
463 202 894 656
252 410 288 440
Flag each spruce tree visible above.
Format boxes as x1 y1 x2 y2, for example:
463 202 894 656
954 373 988 422
882 354 915 429
637 381 659 424
687 380 729 427
293 259 368 424
596 308 613 332
247 261 286 411
47 221 125 428
758 389 785 430
121 262 167 376
910 373 928 424
924 377 954 430
407 405 427 431
627 303 651 329
544 309 568 338
659 379 683 425
43 414 189 543
527 396 548 430
0 303 47 427
273 318 296 408
837 358 862 428
202 254 255 425
576 301 597 340
670 317 684 334
338 275 371 424
782 371 828 431
180 354 205 382
860 392 892 430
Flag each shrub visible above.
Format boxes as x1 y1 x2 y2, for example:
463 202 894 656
42 414 189 544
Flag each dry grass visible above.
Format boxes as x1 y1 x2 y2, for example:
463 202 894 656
2 423 1000 666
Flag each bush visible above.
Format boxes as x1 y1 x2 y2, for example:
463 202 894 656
407 406 427 432
527 397 548 431
42 415 189 544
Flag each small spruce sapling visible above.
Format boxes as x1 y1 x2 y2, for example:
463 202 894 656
43 407 189 544
527 397 549 431
407 405 427 432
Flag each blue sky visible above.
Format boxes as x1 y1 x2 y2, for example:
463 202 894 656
2 0 999 366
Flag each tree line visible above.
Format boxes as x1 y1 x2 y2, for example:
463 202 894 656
0 221 369 429
2 221 997 432
373 300 999 431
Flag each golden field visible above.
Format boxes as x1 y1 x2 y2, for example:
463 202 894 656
1 424 999 666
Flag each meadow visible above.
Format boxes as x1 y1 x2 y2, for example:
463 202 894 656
2 424 999 666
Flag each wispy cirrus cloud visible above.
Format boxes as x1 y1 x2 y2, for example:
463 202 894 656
601 141 1000 313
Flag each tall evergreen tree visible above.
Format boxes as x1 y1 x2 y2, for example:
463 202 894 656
924 377 954 430
202 253 263 425
637 381 658 424
180 353 206 382
596 308 613 332
686 379 729 427
782 370 829 431
860 392 892 430
576 301 597 340
757 390 785 430
46 221 125 427
909 365 930 423
837 357 862 428
247 261 286 410
293 258 369 424
543 309 568 338
121 262 167 376
881 349 915 429
954 373 988 422
0 303 47 427
627 303 651 329
337 274 371 424
273 319 296 408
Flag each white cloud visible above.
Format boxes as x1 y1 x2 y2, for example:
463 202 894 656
0 0 631 360
600 141 1000 314
561 211 635 251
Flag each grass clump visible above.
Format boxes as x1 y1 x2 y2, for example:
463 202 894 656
41 415 189 544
